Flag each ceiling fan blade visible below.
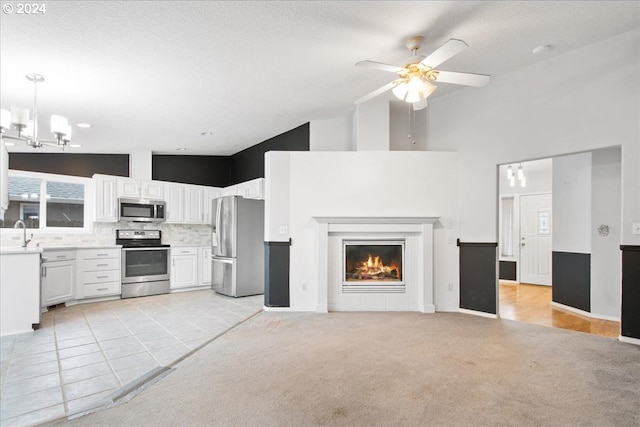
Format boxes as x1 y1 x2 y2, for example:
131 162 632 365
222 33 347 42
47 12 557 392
356 60 405 73
435 70 491 87
354 81 397 104
420 39 468 68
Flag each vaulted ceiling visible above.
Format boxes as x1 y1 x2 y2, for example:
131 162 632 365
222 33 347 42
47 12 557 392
1 1 638 155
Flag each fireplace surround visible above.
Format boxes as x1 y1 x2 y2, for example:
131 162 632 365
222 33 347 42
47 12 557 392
313 216 439 312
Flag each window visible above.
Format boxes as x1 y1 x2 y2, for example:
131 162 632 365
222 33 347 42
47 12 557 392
1 171 91 232
500 196 515 257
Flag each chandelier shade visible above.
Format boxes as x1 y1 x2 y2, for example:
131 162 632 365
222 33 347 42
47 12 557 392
0 74 75 149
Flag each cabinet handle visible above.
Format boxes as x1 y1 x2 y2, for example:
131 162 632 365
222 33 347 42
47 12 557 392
181 250 190 254
96 253 109 257
56 255 66 259
42 265 46 277
97 275 109 279
97 264 108 267
97 288 108 291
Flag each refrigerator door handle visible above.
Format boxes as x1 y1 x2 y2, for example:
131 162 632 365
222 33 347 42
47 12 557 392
212 257 233 264
215 198 222 249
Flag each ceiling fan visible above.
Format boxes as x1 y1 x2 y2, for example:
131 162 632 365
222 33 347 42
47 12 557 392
354 36 491 110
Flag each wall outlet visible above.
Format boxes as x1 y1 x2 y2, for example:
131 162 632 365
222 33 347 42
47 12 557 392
301 282 307 291
633 223 640 235
279 226 288 234
447 283 454 292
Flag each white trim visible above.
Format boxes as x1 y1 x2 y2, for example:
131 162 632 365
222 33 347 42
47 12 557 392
619 335 640 346
263 306 294 312
551 301 620 321
460 308 498 319
313 216 440 225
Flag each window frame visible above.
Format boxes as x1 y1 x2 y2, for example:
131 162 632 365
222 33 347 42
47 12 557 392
5 170 94 234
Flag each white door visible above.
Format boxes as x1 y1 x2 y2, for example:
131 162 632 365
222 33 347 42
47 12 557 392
519 193 552 285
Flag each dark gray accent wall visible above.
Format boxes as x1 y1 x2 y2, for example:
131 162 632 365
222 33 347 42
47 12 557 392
621 245 640 340
552 251 590 312
152 155 230 187
499 261 517 281
8 153 129 177
458 240 497 314
229 123 309 185
264 242 290 307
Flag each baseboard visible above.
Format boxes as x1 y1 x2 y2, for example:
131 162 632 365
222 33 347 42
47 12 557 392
435 305 460 313
459 308 498 319
263 306 293 312
619 335 640 346
551 301 620 321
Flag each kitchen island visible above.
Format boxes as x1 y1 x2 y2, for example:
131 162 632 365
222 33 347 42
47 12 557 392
0 247 42 336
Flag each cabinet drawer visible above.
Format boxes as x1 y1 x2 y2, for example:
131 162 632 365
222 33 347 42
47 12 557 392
42 251 75 262
79 249 120 260
81 270 120 284
81 258 120 272
172 247 198 256
83 281 120 298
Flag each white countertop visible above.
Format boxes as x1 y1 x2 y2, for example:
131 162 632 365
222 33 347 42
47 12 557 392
1 245 121 254
0 247 43 255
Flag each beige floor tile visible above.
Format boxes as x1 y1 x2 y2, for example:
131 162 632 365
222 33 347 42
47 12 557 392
0 403 66 427
57 343 101 360
56 335 97 350
0 385 63 421
59 352 107 371
63 373 120 401
4 360 59 384
1 371 61 397
61 361 113 385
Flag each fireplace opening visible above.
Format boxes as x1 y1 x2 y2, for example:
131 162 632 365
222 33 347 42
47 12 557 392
343 240 405 293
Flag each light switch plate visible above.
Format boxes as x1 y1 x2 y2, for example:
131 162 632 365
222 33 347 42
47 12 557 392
632 223 640 235
279 226 288 234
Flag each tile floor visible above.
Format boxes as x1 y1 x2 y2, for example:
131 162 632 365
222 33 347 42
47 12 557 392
0 290 263 427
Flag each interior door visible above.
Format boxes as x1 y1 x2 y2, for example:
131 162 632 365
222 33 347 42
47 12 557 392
520 193 552 285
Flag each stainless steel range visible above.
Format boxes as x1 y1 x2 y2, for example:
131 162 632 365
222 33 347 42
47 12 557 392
117 229 170 298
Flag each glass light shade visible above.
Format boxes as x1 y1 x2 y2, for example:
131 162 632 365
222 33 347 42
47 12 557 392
23 120 35 138
405 92 421 103
520 176 527 187
413 98 429 111
407 76 424 94
0 108 10 131
506 165 514 179
509 177 515 187
392 82 408 100
11 106 30 126
50 115 68 135
517 165 524 179
421 80 437 98
62 124 72 142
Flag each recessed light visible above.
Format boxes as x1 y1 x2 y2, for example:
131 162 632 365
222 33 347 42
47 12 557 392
3 141 15 146
69 144 82 148
200 131 213 136
176 147 187 151
77 123 92 128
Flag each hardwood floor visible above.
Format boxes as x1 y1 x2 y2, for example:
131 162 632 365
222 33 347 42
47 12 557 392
499 282 620 338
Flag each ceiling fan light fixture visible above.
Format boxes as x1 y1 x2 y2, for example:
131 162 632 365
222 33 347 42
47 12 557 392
407 75 424 93
405 92 421 103
421 80 437 98
392 82 408 100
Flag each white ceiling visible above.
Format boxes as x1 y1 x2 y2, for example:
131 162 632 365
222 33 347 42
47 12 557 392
1 1 638 156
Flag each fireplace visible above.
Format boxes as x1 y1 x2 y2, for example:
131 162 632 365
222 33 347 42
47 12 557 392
342 240 405 293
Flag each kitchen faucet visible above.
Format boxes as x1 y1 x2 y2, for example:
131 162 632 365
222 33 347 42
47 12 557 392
13 220 32 247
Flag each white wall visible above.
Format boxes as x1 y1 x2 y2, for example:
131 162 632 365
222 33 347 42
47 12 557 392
552 152 592 253
425 29 640 246
389 102 428 150
264 152 291 242
265 151 459 312
591 147 622 319
310 117 354 152
499 159 552 196
354 99 390 150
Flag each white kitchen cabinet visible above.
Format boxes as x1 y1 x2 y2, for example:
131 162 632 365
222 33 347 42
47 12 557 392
1 250 41 336
171 247 199 290
200 247 212 285
94 174 118 222
235 178 264 200
118 178 164 200
164 182 185 223
0 141 8 218
76 248 121 299
41 250 75 308
184 185 205 224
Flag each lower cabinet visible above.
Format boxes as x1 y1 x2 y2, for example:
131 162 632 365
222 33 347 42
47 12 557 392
171 247 199 290
201 247 212 285
76 248 122 299
41 251 76 308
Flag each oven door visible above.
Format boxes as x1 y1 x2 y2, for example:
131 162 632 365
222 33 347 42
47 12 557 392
121 247 170 284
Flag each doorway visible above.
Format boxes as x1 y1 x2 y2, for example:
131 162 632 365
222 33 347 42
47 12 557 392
497 148 622 337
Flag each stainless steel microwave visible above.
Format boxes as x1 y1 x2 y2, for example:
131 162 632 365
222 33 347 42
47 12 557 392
118 198 166 222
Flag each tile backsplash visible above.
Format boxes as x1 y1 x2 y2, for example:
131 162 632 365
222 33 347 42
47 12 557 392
0 222 212 247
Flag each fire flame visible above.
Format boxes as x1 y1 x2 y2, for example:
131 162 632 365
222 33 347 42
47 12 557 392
355 254 400 280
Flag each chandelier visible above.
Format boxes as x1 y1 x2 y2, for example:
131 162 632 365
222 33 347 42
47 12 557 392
391 62 438 110
507 164 526 187
0 73 73 149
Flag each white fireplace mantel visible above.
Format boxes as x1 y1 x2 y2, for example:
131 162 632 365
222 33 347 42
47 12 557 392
312 216 440 313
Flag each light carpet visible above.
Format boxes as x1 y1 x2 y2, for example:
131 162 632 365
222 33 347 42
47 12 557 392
48 311 640 426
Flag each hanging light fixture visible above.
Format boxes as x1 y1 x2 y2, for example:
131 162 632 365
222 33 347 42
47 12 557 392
391 62 438 109
0 74 74 149
505 163 526 188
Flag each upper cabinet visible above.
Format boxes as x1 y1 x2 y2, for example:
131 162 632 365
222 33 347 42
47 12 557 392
94 174 118 222
0 142 9 218
92 174 254 224
118 178 164 199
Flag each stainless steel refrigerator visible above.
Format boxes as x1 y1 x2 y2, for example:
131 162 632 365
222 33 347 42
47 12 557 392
211 195 265 297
